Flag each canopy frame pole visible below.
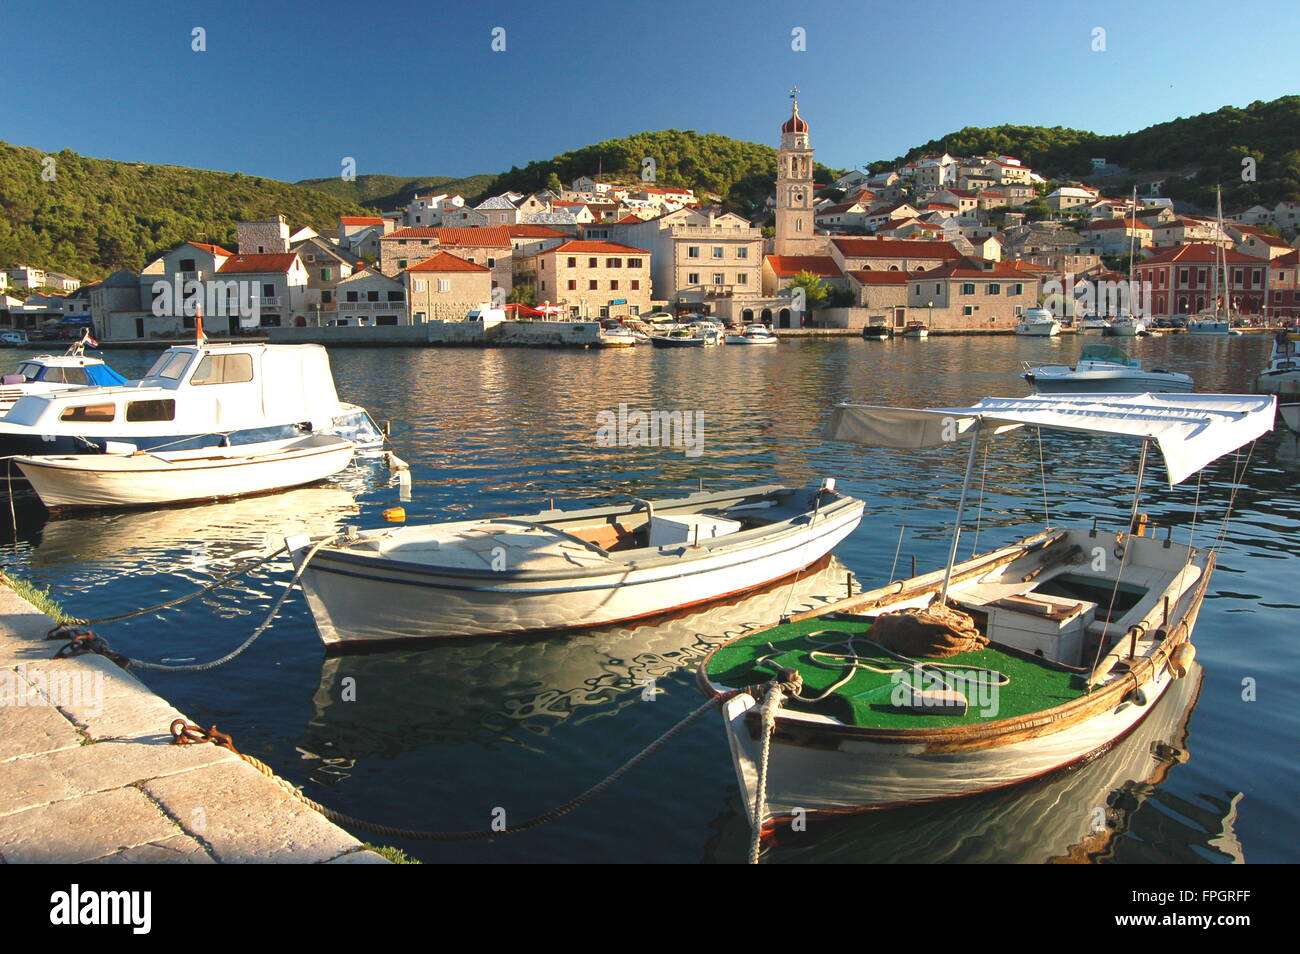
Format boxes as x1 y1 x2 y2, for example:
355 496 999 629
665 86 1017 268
939 419 982 605
1126 439 1150 541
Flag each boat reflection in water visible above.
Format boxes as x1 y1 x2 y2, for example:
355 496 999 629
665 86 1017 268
703 663 1245 863
298 557 857 780
25 483 365 573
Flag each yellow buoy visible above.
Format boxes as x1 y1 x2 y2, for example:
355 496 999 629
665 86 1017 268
383 506 406 523
1169 642 1196 679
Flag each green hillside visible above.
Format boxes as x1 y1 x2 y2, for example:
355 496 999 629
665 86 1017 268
0 143 368 282
874 96 1300 213
295 172 498 211
478 129 842 214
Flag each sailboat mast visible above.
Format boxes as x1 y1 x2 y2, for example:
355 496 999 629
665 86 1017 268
939 420 983 604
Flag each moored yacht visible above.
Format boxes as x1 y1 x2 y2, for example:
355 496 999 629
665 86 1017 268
724 324 778 345
0 339 383 459
0 333 130 412
1014 307 1061 337
1256 331 1300 396
1022 343 1194 393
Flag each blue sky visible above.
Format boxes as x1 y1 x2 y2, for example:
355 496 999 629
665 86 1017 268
1 0 1296 183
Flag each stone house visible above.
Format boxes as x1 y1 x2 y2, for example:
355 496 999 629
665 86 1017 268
404 252 493 322
535 240 652 317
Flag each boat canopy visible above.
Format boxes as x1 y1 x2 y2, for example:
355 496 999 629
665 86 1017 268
824 393 1277 485
85 364 129 386
1079 343 1137 366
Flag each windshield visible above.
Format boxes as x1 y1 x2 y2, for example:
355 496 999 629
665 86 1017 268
16 362 40 381
1080 344 1131 364
144 351 193 381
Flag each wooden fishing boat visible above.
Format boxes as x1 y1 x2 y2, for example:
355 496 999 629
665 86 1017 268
13 433 356 510
1280 402 1300 434
900 322 929 339
697 393 1275 840
287 481 864 647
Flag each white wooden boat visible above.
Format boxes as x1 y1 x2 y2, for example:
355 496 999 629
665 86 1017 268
725 324 778 345
287 482 864 647
698 393 1275 839
1014 307 1061 337
1023 343 1193 393
0 340 383 459
1255 331 1299 396
14 433 355 510
900 322 929 339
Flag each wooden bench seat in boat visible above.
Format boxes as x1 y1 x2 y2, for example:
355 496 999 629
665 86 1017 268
342 520 614 571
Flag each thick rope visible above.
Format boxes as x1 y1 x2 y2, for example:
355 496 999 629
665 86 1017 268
749 680 784 865
49 538 330 672
171 690 735 841
61 544 290 626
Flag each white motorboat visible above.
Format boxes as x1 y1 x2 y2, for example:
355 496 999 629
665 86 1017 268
900 322 929 339
1186 316 1241 336
287 481 865 647
1280 403 1300 434
1014 307 1061 337
1078 317 1110 334
1105 315 1145 337
699 393 1275 839
0 336 129 412
1023 343 1193 393
1255 332 1299 396
0 340 383 458
14 433 356 510
724 324 778 346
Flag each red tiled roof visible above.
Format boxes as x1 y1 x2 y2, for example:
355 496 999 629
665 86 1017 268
614 214 644 224
216 253 298 274
188 242 234 257
831 237 963 260
848 271 910 285
765 255 842 278
1083 218 1153 231
1136 244 1267 266
382 227 511 247
405 251 489 273
505 225 569 238
544 240 650 255
340 216 385 227
914 258 1041 279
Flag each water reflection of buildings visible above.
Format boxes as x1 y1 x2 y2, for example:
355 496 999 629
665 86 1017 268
297 558 856 783
701 664 1244 864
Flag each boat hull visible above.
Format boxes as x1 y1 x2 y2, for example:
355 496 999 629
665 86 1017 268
293 496 864 646
1256 370 1300 396
1025 369 1195 393
1280 403 1300 434
15 436 355 509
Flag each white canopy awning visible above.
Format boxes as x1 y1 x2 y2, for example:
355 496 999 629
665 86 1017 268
823 393 1277 485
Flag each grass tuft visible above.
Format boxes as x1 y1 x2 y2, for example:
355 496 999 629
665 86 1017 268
362 842 421 864
0 571 73 623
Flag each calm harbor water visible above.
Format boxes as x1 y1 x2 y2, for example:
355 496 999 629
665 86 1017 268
2 334 1296 864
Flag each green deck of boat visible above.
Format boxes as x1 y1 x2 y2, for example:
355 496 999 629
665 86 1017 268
707 617 1089 728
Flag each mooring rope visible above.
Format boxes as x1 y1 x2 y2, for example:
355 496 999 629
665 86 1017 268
749 680 784 865
60 544 289 627
47 538 331 672
170 689 737 842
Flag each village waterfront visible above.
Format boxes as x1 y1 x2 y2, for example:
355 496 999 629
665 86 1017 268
1 333 1295 864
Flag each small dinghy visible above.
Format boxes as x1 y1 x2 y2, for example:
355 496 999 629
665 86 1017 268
14 433 355 510
287 481 864 647
697 393 1275 842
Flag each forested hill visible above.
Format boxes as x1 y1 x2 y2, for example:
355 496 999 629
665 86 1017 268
0 143 367 282
873 96 1300 211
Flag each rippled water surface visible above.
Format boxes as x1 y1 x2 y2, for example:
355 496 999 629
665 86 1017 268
2 334 1295 863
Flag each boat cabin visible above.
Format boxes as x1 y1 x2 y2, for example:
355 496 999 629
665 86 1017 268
1077 343 1139 367
0 342 344 445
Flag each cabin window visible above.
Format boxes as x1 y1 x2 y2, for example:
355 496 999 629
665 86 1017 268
190 353 254 386
17 363 40 381
146 352 192 380
42 367 90 385
60 403 116 422
126 399 176 422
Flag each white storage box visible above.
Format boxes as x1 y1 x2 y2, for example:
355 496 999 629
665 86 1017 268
984 593 1096 666
649 514 742 548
